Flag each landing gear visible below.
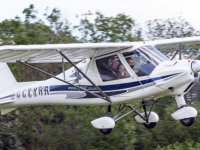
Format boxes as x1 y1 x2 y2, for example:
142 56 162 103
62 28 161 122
180 117 195 126
91 104 115 135
172 95 197 127
98 104 113 135
135 100 159 129
91 100 159 134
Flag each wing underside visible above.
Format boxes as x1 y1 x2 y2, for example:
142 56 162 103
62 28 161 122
146 36 200 54
1 36 200 63
0 43 132 63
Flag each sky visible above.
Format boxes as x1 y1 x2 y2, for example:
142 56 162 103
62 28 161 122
1 0 200 30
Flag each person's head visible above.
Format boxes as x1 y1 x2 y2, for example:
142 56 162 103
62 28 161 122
126 57 134 68
108 56 120 70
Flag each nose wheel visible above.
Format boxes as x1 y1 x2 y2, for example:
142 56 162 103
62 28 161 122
180 117 195 126
99 128 113 135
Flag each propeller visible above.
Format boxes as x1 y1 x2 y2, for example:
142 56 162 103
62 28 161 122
185 49 200 104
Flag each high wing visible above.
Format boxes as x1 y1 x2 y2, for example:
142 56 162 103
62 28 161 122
0 43 133 63
145 36 200 54
1 36 200 63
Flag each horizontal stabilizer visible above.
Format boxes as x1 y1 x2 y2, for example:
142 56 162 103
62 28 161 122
1 107 16 115
0 99 14 105
0 63 16 92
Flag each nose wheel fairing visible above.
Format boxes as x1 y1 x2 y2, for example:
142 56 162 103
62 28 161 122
172 95 197 127
171 106 197 121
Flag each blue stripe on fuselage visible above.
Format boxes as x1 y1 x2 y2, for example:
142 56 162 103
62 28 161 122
49 73 180 92
0 95 12 100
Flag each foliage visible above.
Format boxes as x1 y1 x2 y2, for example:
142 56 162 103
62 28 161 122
156 141 200 150
0 4 141 149
146 17 196 40
1 4 200 150
77 11 142 42
44 7 76 43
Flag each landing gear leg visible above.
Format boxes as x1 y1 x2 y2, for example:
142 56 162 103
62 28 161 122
142 101 148 123
107 104 112 117
91 103 115 135
99 104 113 135
142 100 157 129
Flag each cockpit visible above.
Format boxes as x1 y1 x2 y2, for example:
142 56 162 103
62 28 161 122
122 45 169 77
96 45 169 82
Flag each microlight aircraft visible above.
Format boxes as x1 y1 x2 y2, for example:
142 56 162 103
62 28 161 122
0 37 200 134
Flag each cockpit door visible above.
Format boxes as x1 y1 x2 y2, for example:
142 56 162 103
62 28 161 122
95 53 132 83
122 48 158 87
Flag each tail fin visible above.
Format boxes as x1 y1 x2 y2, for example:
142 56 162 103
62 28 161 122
0 63 16 92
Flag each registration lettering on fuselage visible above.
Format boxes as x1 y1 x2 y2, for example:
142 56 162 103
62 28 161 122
12 86 49 99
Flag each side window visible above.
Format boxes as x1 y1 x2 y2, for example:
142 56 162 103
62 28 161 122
96 55 130 82
123 49 156 77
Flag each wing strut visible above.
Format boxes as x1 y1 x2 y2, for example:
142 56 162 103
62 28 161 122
56 49 111 103
61 57 66 81
171 43 184 60
18 61 109 102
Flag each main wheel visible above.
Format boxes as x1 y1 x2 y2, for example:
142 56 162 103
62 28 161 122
99 128 112 135
143 122 157 129
180 117 195 126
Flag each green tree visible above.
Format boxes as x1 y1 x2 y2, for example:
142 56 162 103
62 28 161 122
146 17 195 40
22 4 37 23
0 4 77 150
0 18 54 45
44 7 77 43
77 11 142 42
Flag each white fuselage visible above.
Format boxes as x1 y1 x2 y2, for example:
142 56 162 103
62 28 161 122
0 59 197 109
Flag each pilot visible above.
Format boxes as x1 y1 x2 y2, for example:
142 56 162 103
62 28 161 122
108 56 120 77
98 56 120 81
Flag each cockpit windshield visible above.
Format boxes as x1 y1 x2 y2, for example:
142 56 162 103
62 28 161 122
123 49 157 76
144 45 169 61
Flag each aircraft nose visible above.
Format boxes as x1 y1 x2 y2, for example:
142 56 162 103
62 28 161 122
191 60 200 72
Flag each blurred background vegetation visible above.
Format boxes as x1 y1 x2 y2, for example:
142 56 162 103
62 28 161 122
1 4 200 150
